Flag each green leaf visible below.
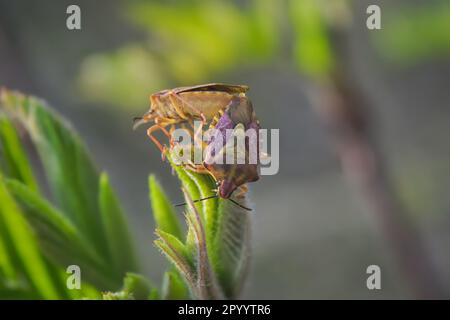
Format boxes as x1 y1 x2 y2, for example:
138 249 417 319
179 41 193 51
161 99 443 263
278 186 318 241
0 115 38 192
5 179 120 290
183 190 222 299
148 287 160 300
167 154 251 299
161 270 190 300
99 172 138 276
0 89 108 257
154 229 194 289
0 175 59 299
101 273 153 300
67 280 101 300
0 226 16 280
149 175 183 240
167 155 217 245
122 272 152 300
212 200 251 298
0 88 142 297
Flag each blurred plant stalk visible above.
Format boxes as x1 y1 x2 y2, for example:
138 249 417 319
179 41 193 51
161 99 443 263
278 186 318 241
299 1 445 295
308 72 444 298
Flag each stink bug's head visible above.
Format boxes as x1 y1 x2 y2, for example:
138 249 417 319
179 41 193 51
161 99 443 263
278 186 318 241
174 177 253 211
217 179 236 199
133 91 169 130
211 164 260 199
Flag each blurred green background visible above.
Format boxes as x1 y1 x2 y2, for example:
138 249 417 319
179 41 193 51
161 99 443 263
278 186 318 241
1 0 450 298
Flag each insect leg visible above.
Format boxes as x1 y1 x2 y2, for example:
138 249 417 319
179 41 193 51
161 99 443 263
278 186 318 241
146 124 171 158
233 184 248 199
208 109 224 129
193 112 206 146
169 124 176 135
184 162 210 174
158 123 173 147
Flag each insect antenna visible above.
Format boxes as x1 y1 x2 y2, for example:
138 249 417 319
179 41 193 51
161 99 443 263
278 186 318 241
133 110 156 130
174 195 252 211
175 195 218 207
132 117 146 130
228 198 252 211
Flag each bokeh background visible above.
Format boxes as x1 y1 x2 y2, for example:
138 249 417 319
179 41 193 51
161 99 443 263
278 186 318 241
1 0 450 299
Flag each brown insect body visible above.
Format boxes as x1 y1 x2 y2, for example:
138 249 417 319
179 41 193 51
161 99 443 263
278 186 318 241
153 90 236 120
135 83 249 127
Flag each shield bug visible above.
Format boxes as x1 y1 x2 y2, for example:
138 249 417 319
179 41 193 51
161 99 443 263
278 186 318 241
176 95 261 211
133 83 249 153
204 95 260 198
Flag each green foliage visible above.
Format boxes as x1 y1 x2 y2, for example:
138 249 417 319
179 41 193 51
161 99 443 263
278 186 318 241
122 273 153 300
0 88 252 299
149 175 183 240
0 175 60 299
289 0 335 78
374 2 450 65
1 91 106 253
76 0 343 106
0 89 138 298
152 155 251 299
99 173 138 277
102 273 153 300
77 45 167 109
76 0 450 113
161 271 189 300
5 179 113 289
0 116 38 192
77 0 280 110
